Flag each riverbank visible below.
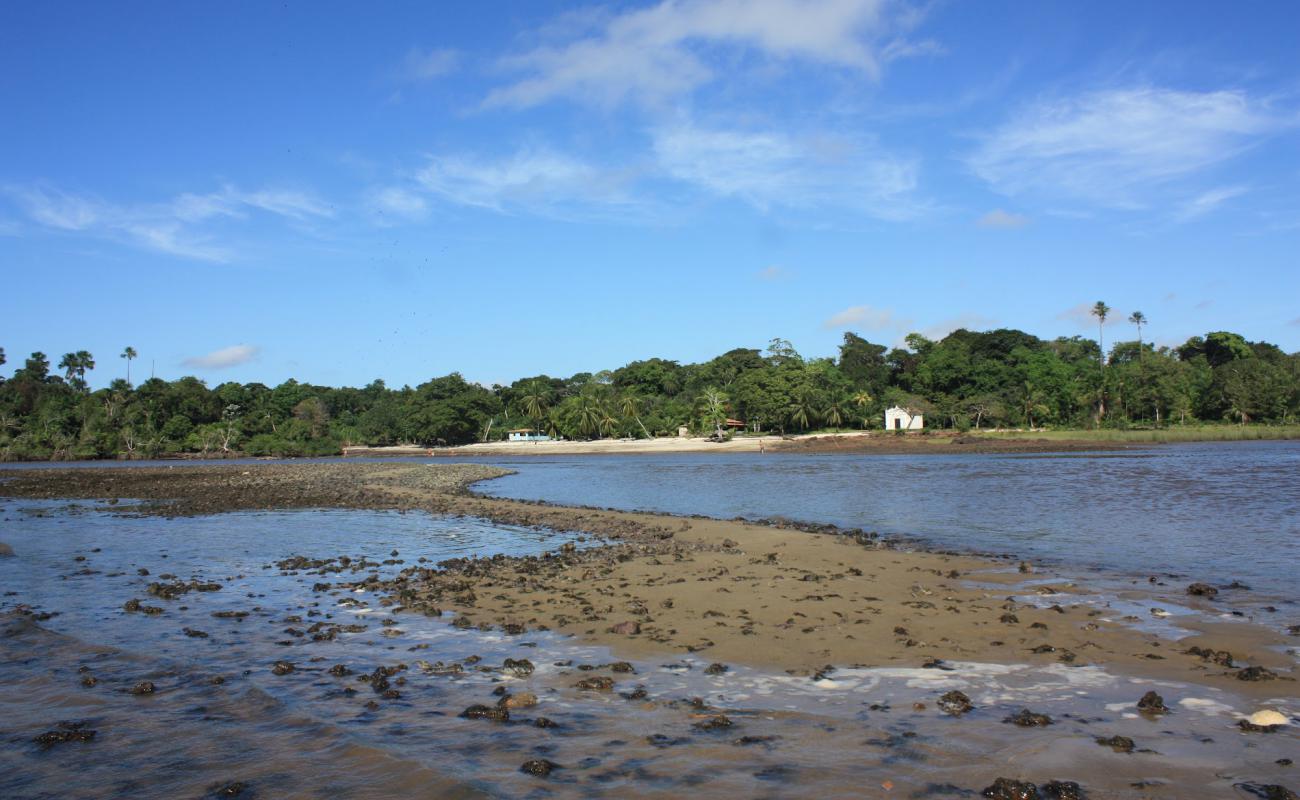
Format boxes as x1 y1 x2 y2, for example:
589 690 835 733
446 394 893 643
2 462 1293 697
344 430 1147 458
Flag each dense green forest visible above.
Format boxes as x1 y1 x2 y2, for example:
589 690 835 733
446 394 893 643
2 308 1298 459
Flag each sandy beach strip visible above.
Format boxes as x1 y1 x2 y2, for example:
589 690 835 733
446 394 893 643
342 430 1146 458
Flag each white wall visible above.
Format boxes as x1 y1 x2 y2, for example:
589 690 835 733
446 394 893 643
884 407 923 430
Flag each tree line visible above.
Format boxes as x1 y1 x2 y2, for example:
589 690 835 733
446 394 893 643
1 311 1297 459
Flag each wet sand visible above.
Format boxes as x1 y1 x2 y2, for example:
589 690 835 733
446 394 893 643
2 462 1292 698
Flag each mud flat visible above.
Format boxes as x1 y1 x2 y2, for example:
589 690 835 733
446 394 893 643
2 462 1297 798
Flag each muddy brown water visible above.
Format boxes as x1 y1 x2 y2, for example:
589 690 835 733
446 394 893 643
1 497 1297 799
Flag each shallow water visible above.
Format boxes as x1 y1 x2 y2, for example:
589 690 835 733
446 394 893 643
2 499 1297 798
478 442 1300 608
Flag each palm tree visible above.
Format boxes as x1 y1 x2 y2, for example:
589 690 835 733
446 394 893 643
58 352 78 383
121 346 138 385
1091 301 1110 420
518 380 551 437
1129 311 1148 422
851 390 873 428
823 395 846 429
575 392 607 439
618 390 652 439
786 388 819 432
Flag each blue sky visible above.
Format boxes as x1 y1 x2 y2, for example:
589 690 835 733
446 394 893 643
2 0 1298 389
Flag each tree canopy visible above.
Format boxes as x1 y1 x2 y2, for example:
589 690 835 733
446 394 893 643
2 323 1297 460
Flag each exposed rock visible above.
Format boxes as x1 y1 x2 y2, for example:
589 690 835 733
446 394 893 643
502 658 534 677
460 704 509 722
1004 709 1053 727
704 663 729 676
1041 781 1083 800
499 692 538 709
982 777 1039 799
1095 735 1135 753
129 681 155 695
520 759 559 777
938 690 974 716
271 661 295 676
692 714 734 731
1187 582 1219 598
1237 666 1278 682
608 620 641 635
1136 691 1168 714
1233 784 1299 800
34 721 96 748
1185 646 1234 667
0 542 14 557
575 676 614 691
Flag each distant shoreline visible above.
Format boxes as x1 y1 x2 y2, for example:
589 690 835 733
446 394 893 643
344 429 1149 457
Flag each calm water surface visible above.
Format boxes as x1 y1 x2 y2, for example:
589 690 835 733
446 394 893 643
480 442 1300 606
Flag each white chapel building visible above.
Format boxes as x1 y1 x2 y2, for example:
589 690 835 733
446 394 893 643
884 406 923 431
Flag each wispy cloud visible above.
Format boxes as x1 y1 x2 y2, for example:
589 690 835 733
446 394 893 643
4 183 331 262
414 147 645 219
401 47 459 81
824 304 908 330
182 344 260 369
756 265 786 280
1172 185 1249 221
484 0 933 109
976 209 1029 228
405 122 925 223
968 87 1281 209
653 121 923 219
366 186 429 222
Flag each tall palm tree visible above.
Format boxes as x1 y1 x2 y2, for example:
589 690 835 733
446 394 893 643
58 353 78 383
1128 311 1146 361
786 388 819 432
618 390 652 439
851 390 873 428
121 346 138 385
575 392 607 439
518 380 551 437
1129 310 1148 421
1091 301 1110 420
823 395 846 429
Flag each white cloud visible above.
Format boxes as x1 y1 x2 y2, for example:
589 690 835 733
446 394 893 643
485 0 931 109
182 344 260 370
653 122 922 219
404 121 925 224
402 47 458 81
1173 185 1249 221
415 148 643 218
976 209 1029 228
968 87 1280 208
5 183 331 262
824 304 907 330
